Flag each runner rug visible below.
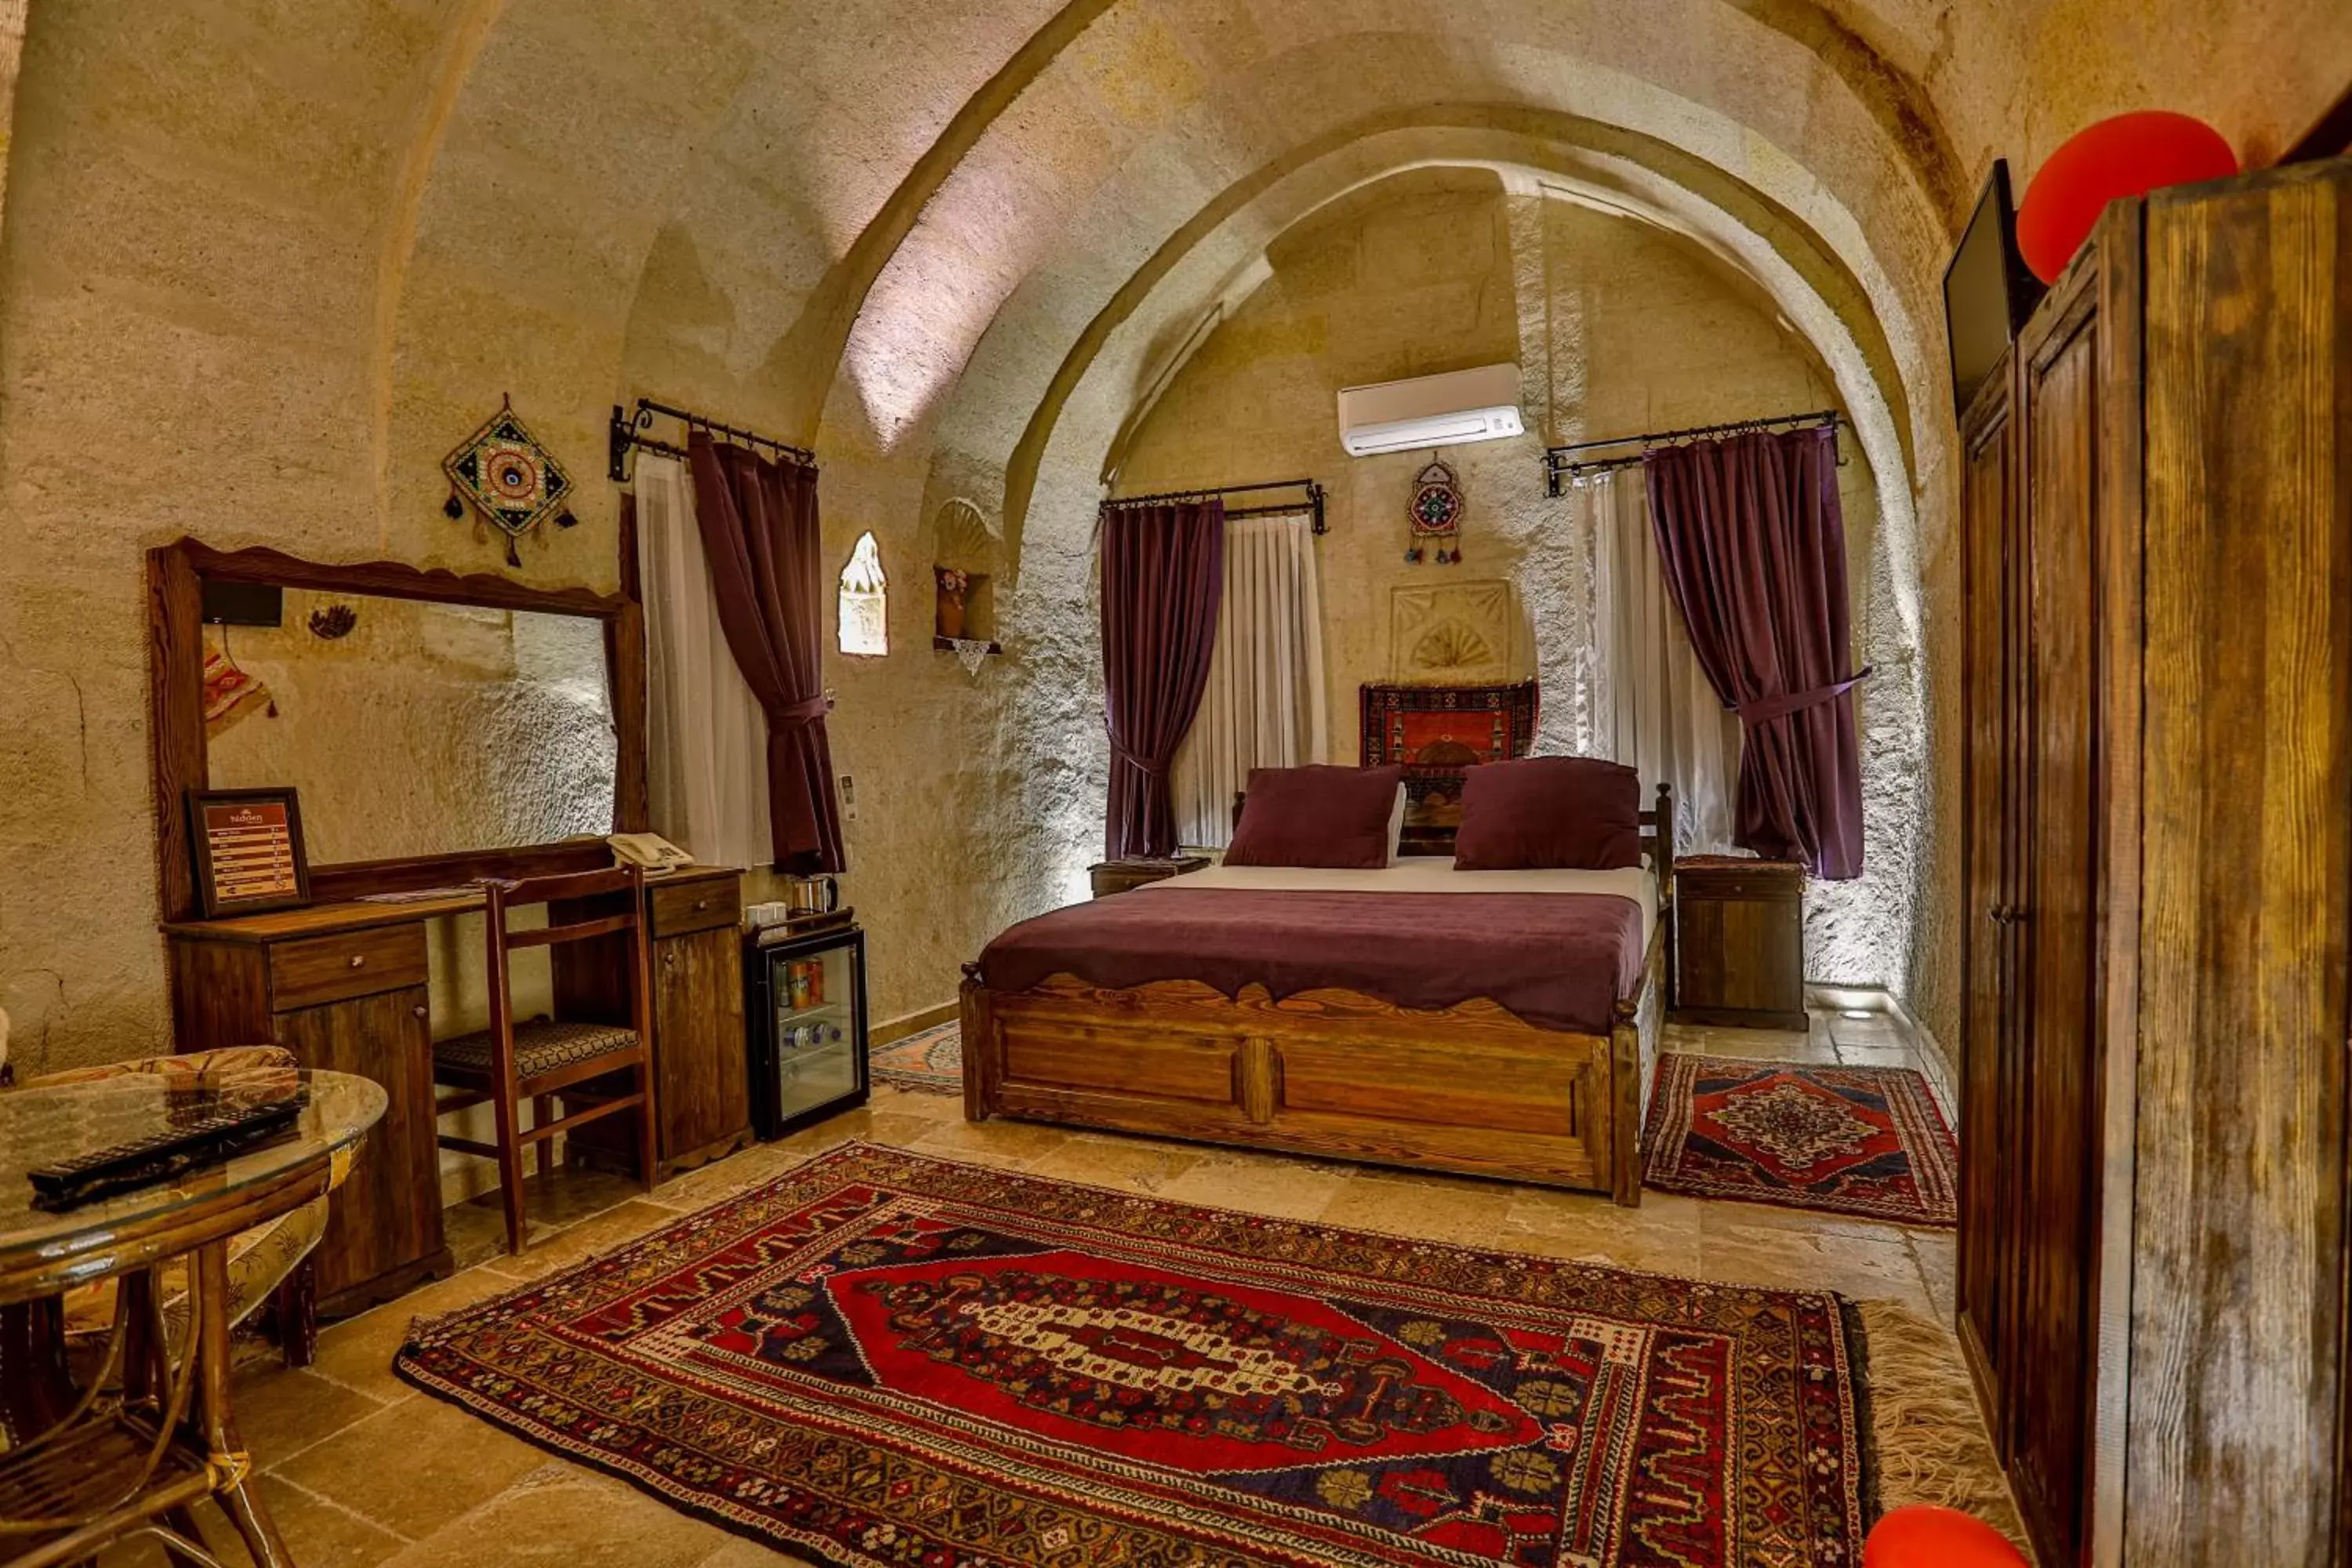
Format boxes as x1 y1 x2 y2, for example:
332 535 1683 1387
1642 1054 1959 1227
868 1019 960 1093
398 1143 1876 1566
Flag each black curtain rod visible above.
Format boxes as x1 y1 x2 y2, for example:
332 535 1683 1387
1101 477 1327 535
609 397 816 482
1544 409 1841 495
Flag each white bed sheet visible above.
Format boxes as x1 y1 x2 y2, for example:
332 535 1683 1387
1138 858 1657 947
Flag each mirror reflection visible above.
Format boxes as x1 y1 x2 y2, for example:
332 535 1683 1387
203 586 618 864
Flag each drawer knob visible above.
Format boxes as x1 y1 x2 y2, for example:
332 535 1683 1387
412 1004 428 1019
693 899 710 912
348 955 367 968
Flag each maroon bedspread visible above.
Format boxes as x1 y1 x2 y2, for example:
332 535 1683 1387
977 887 1646 1035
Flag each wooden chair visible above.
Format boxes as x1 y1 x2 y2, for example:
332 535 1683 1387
431 866 658 1254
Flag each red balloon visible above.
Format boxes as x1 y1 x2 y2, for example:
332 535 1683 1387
2016 111 2238 282
1864 1504 2029 1568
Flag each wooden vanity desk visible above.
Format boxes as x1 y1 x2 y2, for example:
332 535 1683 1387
147 539 752 1316
162 866 750 1314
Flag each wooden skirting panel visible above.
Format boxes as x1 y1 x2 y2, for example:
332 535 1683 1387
963 930 1664 1207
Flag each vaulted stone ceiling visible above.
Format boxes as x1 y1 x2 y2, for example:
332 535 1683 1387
0 0 2341 1065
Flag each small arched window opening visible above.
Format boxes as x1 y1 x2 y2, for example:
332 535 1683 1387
838 532 889 656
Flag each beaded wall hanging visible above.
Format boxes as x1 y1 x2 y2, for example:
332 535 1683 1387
1406 459 1464 564
441 395 577 567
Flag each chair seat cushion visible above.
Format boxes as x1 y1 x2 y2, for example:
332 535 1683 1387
64 1191 331 1341
434 1019 641 1083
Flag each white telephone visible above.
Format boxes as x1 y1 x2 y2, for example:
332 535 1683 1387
607 833 695 872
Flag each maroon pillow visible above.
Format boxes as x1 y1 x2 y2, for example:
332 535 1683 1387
1226 765 1404 869
1453 757 1642 870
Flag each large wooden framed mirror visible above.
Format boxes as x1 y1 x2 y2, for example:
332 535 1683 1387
147 539 649 920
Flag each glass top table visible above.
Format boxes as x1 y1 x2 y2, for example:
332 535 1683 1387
0 1067 385 1300
0 1065 383 1567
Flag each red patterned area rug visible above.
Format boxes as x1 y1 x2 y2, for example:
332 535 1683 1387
1642 1054 1959 1228
397 1144 1877 1567
868 1020 960 1094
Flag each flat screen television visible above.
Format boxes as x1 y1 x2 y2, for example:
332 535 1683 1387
1943 159 2045 418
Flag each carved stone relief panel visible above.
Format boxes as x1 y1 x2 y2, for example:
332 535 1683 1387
1388 579 1520 685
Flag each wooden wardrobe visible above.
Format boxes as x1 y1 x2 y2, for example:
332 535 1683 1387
1957 156 2351 1566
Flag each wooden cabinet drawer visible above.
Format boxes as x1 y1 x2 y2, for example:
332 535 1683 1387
268 924 428 1011
650 875 739 938
1674 866 1805 904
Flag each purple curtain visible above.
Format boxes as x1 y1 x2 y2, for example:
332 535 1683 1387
687 430 846 874
1102 499 1225 858
1644 427 1867 878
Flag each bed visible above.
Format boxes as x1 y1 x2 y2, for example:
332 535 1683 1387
960 784 1674 1205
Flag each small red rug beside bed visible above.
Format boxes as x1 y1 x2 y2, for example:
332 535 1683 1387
399 1145 1875 1567
1642 1054 1959 1228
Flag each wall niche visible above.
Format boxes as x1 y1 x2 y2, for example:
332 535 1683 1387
929 497 1003 657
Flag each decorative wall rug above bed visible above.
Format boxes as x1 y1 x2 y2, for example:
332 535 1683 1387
868 1019 961 1093
1642 1054 1959 1228
397 1144 1876 1567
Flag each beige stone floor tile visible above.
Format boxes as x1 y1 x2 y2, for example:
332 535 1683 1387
377 1463 741 1568
1497 1186 1706 1276
904 1115 1076 1167
1670 1027 1841 1065
1835 1044 1923 1071
270 1388 552 1539
477 1198 681 1283
306 1265 526 1403
869 1083 964 1122
1909 1229 1959 1322
652 1140 815 1209
1316 1167 1519 1245
1695 1213 1935 1308
1668 1186 1922 1245
1022 1131 1206 1195
244 1474 410 1567
444 1164 650 1266
1157 1147 1356 1220
223 1363 394 1464
691 1539 823 1566
445 1199 553 1267
97 1474 407 1568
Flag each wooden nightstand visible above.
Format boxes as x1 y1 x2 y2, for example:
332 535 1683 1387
1087 855 1210 898
1671 856 1808 1030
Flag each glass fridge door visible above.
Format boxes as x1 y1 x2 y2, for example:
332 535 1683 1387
764 935 866 1130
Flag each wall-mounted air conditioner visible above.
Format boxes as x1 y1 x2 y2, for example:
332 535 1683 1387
1336 364 1525 457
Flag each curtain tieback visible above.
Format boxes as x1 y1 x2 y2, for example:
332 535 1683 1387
1733 666 1873 728
766 695 830 728
1109 737 1171 778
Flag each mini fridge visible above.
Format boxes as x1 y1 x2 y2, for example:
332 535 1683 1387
746 922 869 1138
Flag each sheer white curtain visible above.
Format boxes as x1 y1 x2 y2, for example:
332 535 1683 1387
1573 468 1740 855
636 453 773 867
1171 514 1328 848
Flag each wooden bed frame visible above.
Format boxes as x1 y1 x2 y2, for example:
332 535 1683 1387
961 785 1675 1206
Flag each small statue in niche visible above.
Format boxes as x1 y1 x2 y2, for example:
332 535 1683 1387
441 394 578 568
935 566 971 640
1406 459 1465 564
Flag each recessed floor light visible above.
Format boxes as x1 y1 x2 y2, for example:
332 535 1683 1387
1839 1008 1875 1021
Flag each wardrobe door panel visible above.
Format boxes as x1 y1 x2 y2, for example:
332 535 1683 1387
2126 159 2352 1566
1955 365 2018 1437
2011 270 2106 1567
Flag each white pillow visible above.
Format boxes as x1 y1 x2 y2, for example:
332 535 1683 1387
1386 784 1408 865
